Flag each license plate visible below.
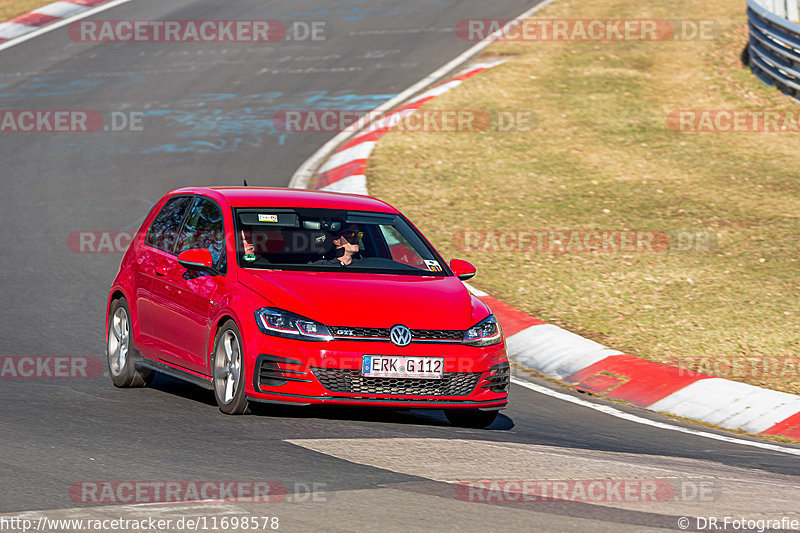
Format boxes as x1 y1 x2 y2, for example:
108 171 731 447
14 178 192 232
361 355 443 379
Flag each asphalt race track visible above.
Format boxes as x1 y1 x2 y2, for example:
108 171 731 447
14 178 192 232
1 1 799 532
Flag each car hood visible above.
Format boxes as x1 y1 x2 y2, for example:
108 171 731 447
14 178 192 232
238 269 489 330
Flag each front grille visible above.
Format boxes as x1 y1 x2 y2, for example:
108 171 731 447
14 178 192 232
330 326 390 338
310 367 481 396
329 326 464 342
412 329 463 341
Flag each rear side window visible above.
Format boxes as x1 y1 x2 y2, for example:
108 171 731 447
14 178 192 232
145 196 193 253
177 197 226 272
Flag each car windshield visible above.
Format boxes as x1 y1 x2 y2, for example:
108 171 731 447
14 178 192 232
233 207 451 276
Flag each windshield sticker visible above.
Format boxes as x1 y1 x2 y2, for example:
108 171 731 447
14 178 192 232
258 214 279 223
424 260 443 272
244 253 257 262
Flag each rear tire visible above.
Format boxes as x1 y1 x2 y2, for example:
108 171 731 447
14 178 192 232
445 409 499 429
107 298 154 388
212 320 249 415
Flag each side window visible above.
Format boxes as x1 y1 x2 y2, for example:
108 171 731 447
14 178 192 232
145 196 193 253
177 197 226 272
380 225 426 268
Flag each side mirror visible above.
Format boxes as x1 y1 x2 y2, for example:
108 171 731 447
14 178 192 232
450 259 476 281
177 248 215 271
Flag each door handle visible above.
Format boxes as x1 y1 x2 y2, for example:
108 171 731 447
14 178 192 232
155 266 168 277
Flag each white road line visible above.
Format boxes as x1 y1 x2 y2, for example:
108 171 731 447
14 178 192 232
511 377 800 456
288 0 560 189
0 0 135 53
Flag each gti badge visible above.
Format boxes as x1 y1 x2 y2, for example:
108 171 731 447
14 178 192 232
390 325 412 347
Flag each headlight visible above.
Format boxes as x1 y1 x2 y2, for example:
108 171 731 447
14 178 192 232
463 315 503 346
255 308 333 342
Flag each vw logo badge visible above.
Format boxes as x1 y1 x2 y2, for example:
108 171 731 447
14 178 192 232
390 325 412 347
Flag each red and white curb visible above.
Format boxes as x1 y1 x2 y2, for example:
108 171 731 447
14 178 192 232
0 0 120 44
311 58 508 194
467 283 800 441
302 59 800 443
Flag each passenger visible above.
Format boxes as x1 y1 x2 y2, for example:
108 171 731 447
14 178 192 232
241 230 257 262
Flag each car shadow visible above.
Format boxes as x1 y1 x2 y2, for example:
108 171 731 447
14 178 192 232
148 372 217 406
148 372 513 430
250 402 514 430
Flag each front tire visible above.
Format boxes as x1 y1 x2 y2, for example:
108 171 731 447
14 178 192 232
107 298 154 388
213 320 249 415
445 409 499 429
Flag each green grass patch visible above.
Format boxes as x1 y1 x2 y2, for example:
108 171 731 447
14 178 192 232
0 0 56 22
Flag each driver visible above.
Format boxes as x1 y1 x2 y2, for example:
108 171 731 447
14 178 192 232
314 225 362 266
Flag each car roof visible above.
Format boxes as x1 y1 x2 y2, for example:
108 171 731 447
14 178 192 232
168 186 399 213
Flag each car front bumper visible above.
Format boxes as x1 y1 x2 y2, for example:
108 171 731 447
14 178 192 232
243 336 510 409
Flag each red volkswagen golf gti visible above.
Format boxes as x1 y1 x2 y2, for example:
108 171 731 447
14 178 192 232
106 187 509 427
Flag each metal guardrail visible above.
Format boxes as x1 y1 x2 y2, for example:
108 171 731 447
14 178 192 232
753 0 799 22
747 0 800 99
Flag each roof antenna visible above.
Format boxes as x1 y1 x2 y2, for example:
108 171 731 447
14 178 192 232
243 179 248 187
